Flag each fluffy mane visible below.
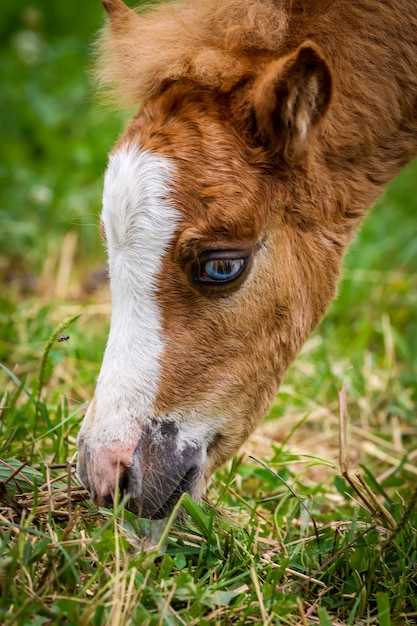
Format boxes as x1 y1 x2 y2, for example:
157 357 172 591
95 0 288 105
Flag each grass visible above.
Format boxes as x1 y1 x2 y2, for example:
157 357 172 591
1 1 417 624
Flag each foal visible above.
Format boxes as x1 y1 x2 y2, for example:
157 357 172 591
77 0 417 518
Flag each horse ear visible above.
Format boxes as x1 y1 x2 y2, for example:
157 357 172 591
95 0 147 105
101 0 131 17
250 42 332 161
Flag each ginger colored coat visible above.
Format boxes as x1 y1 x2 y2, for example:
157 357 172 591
77 0 417 518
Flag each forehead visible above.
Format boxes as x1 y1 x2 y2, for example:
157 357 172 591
115 85 270 240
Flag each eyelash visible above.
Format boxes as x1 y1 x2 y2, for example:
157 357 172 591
191 251 251 287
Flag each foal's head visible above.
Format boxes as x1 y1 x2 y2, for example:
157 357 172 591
77 0 340 518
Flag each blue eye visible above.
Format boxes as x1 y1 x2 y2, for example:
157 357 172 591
191 250 251 288
202 258 245 282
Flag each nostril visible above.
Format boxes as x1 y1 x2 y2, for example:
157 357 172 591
118 469 130 495
87 422 205 518
94 470 133 510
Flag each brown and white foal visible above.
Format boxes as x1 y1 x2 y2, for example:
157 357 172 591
77 0 417 518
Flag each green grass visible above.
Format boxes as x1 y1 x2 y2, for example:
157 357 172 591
1 1 417 624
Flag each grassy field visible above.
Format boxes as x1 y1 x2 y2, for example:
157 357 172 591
1 1 416 624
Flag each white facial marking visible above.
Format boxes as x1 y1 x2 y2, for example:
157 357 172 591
81 145 180 453
78 146 229 500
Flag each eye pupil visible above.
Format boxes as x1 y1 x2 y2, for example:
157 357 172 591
190 249 252 290
203 259 244 281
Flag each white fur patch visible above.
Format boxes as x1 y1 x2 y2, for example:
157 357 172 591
80 145 180 451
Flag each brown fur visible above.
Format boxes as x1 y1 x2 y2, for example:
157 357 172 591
96 0 289 101
117 86 342 474
78 0 417 514
97 0 417 230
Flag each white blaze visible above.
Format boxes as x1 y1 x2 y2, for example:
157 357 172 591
86 145 180 449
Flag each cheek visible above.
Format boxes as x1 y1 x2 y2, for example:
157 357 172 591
153 249 287 422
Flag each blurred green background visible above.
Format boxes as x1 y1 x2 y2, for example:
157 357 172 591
0 0 122 277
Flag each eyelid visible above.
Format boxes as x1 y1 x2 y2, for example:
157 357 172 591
196 249 251 265
196 257 248 285
174 233 257 298
190 248 252 290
